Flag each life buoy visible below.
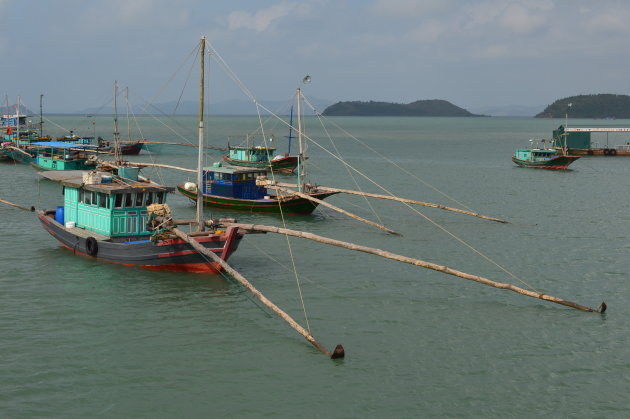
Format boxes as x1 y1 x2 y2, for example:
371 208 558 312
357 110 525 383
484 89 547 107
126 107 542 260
85 237 98 256
610 148 617 156
603 148 610 155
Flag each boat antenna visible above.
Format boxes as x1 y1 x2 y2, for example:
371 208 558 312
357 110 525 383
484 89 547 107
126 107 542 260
195 36 206 232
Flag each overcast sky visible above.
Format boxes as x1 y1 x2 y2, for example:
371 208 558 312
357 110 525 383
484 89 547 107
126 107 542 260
2 0 630 113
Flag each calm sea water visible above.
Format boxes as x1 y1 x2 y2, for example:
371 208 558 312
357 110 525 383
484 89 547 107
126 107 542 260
2 116 630 418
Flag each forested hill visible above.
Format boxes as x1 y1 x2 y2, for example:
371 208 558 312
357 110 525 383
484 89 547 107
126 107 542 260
322 100 480 116
536 94 630 118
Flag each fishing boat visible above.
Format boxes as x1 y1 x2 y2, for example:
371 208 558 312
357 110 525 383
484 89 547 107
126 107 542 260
177 163 336 214
0 141 99 169
512 139 580 170
30 141 99 171
223 143 299 173
37 169 242 273
223 107 301 173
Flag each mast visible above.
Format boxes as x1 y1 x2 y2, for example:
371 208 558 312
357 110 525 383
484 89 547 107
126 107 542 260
296 88 305 192
113 81 122 164
286 105 294 155
126 87 131 142
195 36 206 231
39 94 44 138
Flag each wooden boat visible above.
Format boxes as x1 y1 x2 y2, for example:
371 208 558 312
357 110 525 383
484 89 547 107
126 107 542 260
30 141 99 171
37 170 242 273
177 164 336 214
223 143 299 173
512 139 580 170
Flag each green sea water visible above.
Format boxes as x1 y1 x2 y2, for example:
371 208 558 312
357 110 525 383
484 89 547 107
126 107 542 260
2 116 630 418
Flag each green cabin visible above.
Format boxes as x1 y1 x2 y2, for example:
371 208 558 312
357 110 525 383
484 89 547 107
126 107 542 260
32 142 97 171
227 145 277 163
513 148 558 161
59 172 173 238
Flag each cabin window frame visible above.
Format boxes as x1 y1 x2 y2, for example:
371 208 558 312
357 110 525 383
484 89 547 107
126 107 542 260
124 193 134 208
114 193 124 209
98 192 109 209
135 192 144 207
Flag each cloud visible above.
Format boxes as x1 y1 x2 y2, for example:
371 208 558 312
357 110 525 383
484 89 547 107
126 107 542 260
407 20 447 43
227 2 303 32
371 0 455 18
497 3 549 33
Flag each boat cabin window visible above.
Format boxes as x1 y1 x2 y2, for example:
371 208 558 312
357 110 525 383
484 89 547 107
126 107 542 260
84 191 94 205
124 193 134 208
110 192 164 208
114 193 124 208
98 192 109 209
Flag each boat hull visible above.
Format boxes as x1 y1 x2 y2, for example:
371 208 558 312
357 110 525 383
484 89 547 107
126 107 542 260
177 185 337 214
97 141 144 156
512 155 580 170
37 211 242 273
222 155 299 173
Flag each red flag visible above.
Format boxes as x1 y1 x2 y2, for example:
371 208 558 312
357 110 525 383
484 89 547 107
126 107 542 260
6 125 12 135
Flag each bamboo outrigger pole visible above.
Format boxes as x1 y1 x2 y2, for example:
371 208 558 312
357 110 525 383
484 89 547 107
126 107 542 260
261 179 508 224
223 222 607 314
4 145 33 158
0 198 35 212
171 227 345 358
268 184 401 236
99 160 196 173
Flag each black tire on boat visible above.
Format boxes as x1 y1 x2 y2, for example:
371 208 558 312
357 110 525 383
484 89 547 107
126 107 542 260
587 149 594 155
610 148 617 156
85 237 98 256
603 148 610 155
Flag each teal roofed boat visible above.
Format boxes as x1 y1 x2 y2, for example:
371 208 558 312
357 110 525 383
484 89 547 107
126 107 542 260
30 141 98 171
512 139 580 170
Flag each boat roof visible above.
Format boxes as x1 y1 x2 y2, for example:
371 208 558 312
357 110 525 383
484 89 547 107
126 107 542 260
515 148 556 153
39 170 174 194
228 145 276 150
203 164 265 174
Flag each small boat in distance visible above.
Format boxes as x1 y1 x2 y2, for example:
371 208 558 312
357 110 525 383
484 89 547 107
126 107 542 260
512 139 581 170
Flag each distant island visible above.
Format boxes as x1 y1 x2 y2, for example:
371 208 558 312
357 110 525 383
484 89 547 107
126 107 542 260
536 94 630 118
322 100 481 117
